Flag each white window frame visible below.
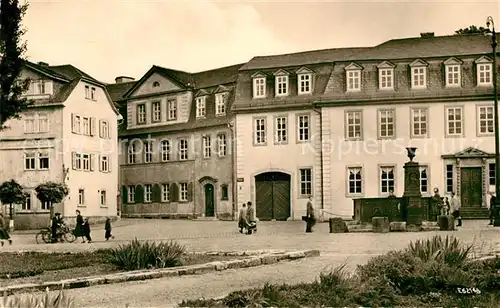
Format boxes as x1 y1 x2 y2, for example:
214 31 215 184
40 200 50 211
445 64 461 87
411 108 428 138
99 120 109 139
345 110 362 140
24 114 35 134
215 93 226 116
203 135 211 158
144 184 152 203
274 116 287 144
152 101 161 122
82 154 90 171
90 87 96 100
82 117 90 135
38 113 49 133
299 168 312 197
22 194 31 211
379 68 394 90
85 85 90 99
160 140 171 162
298 74 312 94
478 105 495 136
24 152 36 170
144 141 153 163
73 115 81 134
78 189 85 206
38 151 49 170
445 164 454 194
167 99 177 120
378 109 395 139
477 63 493 86
379 166 395 195
420 166 429 194
297 114 310 142
275 75 288 96
253 77 266 98
37 80 46 95
161 184 170 202
446 106 463 137
346 70 361 92
100 155 109 172
179 139 188 160
137 104 146 124
75 153 82 170
253 117 267 146
196 96 206 118
128 186 135 203
411 66 427 89
128 143 136 164
100 190 107 206
217 134 227 157
179 183 188 202
347 167 363 196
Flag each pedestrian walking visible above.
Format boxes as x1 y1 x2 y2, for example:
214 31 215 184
489 191 496 225
83 217 92 243
450 192 462 227
432 188 443 221
238 203 248 234
0 213 12 246
105 217 114 240
305 195 316 233
246 201 257 235
74 210 86 243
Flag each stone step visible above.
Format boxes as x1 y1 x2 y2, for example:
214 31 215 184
459 207 490 219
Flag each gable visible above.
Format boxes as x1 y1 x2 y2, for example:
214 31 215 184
475 55 493 64
441 147 494 159
409 59 428 67
129 72 183 97
345 62 363 70
214 85 231 94
377 61 395 69
273 69 290 76
195 89 210 97
251 71 267 78
296 66 314 75
443 57 463 65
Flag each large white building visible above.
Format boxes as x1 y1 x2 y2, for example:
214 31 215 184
0 61 120 229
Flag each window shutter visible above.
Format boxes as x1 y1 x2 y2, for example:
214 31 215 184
135 185 144 203
90 154 95 171
71 113 75 133
107 121 111 139
169 183 178 202
107 156 111 173
121 186 128 205
98 155 102 171
90 117 96 136
45 81 53 95
98 120 103 138
152 184 161 202
71 152 77 170
187 182 193 202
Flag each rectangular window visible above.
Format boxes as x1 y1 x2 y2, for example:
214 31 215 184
73 115 81 134
40 200 50 211
22 194 31 211
39 152 49 170
144 184 152 203
100 190 107 206
412 67 426 88
380 166 395 194
420 166 429 193
144 141 153 163
489 163 496 186
179 139 188 160
254 117 266 145
128 186 135 203
345 111 362 139
379 69 393 89
297 115 310 142
446 65 461 87
38 113 49 133
298 74 311 94
99 120 109 139
478 63 492 85
253 77 266 98
217 134 227 157
378 109 395 138
161 184 170 202
446 164 454 193
90 87 96 100
196 97 206 118
347 167 362 195
411 108 428 137
37 80 46 94
299 168 312 196
215 93 226 116
275 116 287 144
179 183 188 201
152 101 161 122
24 153 36 170
78 189 85 205
85 85 90 99
100 155 109 172
128 143 136 164
446 107 463 136
75 153 82 170
82 154 91 171
167 99 177 120
276 76 288 96
24 114 35 133
82 117 90 135
347 70 361 91
203 136 211 158
479 105 494 135
160 140 170 161
137 104 146 124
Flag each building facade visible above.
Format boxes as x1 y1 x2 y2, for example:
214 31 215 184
112 64 242 220
0 61 120 229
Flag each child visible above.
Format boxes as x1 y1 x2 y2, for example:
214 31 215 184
83 217 92 243
105 217 114 240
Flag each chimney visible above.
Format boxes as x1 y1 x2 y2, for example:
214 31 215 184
38 61 49 67
115 76 135 83
420 32 435 38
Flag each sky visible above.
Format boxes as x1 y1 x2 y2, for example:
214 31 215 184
22 0 500 84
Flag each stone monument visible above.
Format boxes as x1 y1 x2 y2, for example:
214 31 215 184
403 147 423 231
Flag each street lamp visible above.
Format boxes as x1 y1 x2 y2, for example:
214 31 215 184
486 16 500 221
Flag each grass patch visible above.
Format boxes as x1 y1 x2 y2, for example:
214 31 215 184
179 235 500 308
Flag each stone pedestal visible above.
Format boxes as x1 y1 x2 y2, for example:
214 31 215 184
372 217 389 233
329 217 348 233
438 215 455 231
389 221 406 232
403 161 423 227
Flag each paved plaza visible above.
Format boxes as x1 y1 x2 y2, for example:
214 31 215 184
3 219 500 307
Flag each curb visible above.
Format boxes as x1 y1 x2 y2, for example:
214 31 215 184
0 249 320 295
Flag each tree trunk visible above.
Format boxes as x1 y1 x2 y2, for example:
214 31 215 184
9 203 12 220
9 203 14 231
49 201 54 219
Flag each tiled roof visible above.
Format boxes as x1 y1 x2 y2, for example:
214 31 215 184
239 47 370 71
24 61 70 81
106 81 137 103
192 63 245 88
153 65 195 87
49 65 102 84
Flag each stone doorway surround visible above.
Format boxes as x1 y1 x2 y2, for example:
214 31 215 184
198 176 218 218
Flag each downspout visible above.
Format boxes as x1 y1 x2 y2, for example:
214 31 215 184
228 121 237 220
312 105 324 213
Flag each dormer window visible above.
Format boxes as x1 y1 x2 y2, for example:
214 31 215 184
377 61 395 90
196 96 206 118
37 80 45 94
153 81 160 88
345 62 363 92
215 93 226 116
444 57 462 87
409 59 428 89
296 67 313 95
475 56 493 86
252 72 266 99
273 69 289 97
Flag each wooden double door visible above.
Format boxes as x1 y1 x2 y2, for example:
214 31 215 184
460 167 483 208
255 172 291 221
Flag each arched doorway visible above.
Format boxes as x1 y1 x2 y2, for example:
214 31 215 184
204 183 215 217
255 172 291 221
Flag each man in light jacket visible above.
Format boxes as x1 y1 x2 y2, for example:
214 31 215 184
306 196 316 233
450 192 462 227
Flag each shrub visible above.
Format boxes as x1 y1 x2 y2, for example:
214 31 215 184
105 238 185 270
407 235 472 267
1 288 74 308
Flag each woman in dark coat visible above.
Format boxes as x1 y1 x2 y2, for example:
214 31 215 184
74 210 86 243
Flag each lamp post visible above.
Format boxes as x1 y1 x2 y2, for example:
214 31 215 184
487 16 500 220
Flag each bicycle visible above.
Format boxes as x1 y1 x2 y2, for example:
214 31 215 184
35 223 76 244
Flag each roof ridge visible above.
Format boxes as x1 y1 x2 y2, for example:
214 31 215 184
153 65 192 75
376 33 488 46
250 46 370 59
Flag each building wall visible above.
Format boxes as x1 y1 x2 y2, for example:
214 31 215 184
322 99 497 217
235 110 320 220
62 81 118 219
